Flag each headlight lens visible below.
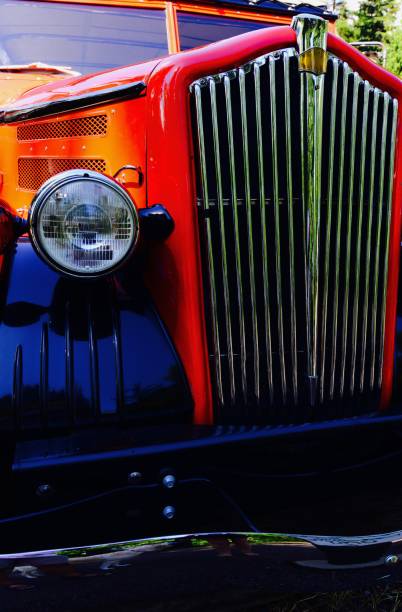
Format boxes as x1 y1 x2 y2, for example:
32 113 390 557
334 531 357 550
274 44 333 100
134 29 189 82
30 170 139 277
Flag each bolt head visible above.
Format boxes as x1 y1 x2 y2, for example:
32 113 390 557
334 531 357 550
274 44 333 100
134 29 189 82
128 471 142 483
162 505 176 520
385 555 399 566
36 484 53 497
162 474 176 489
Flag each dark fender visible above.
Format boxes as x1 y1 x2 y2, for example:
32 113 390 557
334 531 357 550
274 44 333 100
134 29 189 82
0 238 192 435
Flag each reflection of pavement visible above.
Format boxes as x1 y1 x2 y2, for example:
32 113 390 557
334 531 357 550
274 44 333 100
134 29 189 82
1 542 402 610
70 544 164 571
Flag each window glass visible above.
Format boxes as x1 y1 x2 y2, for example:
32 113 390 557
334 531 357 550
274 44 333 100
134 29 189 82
178 12 275 51
0 1 168 75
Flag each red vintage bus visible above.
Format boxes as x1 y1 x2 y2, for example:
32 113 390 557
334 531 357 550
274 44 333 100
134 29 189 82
0 0 401 604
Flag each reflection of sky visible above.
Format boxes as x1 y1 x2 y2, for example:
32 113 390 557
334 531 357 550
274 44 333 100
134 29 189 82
178 13 276 51
0 1 169 74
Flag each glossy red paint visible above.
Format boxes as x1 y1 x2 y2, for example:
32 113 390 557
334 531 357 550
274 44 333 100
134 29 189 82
327 34 402 409
145 27 402 424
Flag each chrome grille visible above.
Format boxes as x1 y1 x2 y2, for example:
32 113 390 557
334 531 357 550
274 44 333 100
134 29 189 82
191 50 398 423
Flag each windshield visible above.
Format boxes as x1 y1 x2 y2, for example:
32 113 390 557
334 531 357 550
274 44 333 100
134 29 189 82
177 12 276 51
0 1 169 75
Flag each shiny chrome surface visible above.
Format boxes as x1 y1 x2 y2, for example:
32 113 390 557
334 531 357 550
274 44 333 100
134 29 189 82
379 99 399 386
360 89 381 392
292 13 328 57
239 66 260 402
283 50 298 404
371 93 390 389
254 62 273 402
269 54 287 402
350 80 370 394
29 169 139 279
320 58 338 403
339 72 359 396
194 83 223 405
292 13 328 76
191 20 398 422
224 74 248 401
329 62 350 399
209 78 235 404
2 530 402 601
299 34 326 406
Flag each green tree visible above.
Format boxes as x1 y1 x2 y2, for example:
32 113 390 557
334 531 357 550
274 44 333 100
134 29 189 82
385 27 402 76
336 5 358 43
354 0 398 42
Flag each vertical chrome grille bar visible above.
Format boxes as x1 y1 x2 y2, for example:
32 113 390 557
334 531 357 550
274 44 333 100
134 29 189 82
370 93 390 389
239 67 260 402
269 55 287 402
350 80 370 394
320 59 338 403
339 72 359 396
209 77 236 403
378 99 398 386
360 88 380 392
301 68 325 405
224 74 248 401
254 60 274 403
283 50 298 404
330 64 350 399
194 83 224 405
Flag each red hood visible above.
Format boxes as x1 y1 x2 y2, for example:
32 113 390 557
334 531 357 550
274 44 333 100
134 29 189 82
0 58 161 115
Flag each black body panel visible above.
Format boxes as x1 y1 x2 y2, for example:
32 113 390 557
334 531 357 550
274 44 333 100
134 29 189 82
0 238 192 436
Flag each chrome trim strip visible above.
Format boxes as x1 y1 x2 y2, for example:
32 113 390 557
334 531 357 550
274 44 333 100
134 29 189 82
0 81 146 124
224 74 247 401
350 80 370 394
3 529 402 563
320 59 338 403
269 55 287 402
194 84 224 405
301 61 325 405
371 94 390 389
239 67 260 402
330 63 350 399
339 71 359 397
284 50 298 404
209 78 236 404
360 89 380 392
254 61 274 403
379 98 398 387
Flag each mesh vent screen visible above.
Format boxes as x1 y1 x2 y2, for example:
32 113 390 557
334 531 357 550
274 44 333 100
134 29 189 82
17 115 108 141
18 158 106 191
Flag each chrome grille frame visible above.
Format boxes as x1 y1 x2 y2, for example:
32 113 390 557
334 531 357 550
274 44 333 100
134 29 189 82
191 46 398 423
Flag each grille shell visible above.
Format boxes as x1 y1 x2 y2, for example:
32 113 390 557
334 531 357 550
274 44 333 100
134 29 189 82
191 50 398 423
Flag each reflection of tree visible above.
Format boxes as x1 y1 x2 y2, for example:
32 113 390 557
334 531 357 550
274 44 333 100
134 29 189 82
0 385 93 429
123 364 191 419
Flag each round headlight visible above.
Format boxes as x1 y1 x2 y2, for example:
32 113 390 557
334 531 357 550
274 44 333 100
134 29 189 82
30 170 139 277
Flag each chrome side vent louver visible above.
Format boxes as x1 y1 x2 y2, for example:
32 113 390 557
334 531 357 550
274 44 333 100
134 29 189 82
190 16 398 423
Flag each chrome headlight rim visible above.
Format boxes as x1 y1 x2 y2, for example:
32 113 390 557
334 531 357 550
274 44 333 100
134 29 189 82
29 169 140 279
